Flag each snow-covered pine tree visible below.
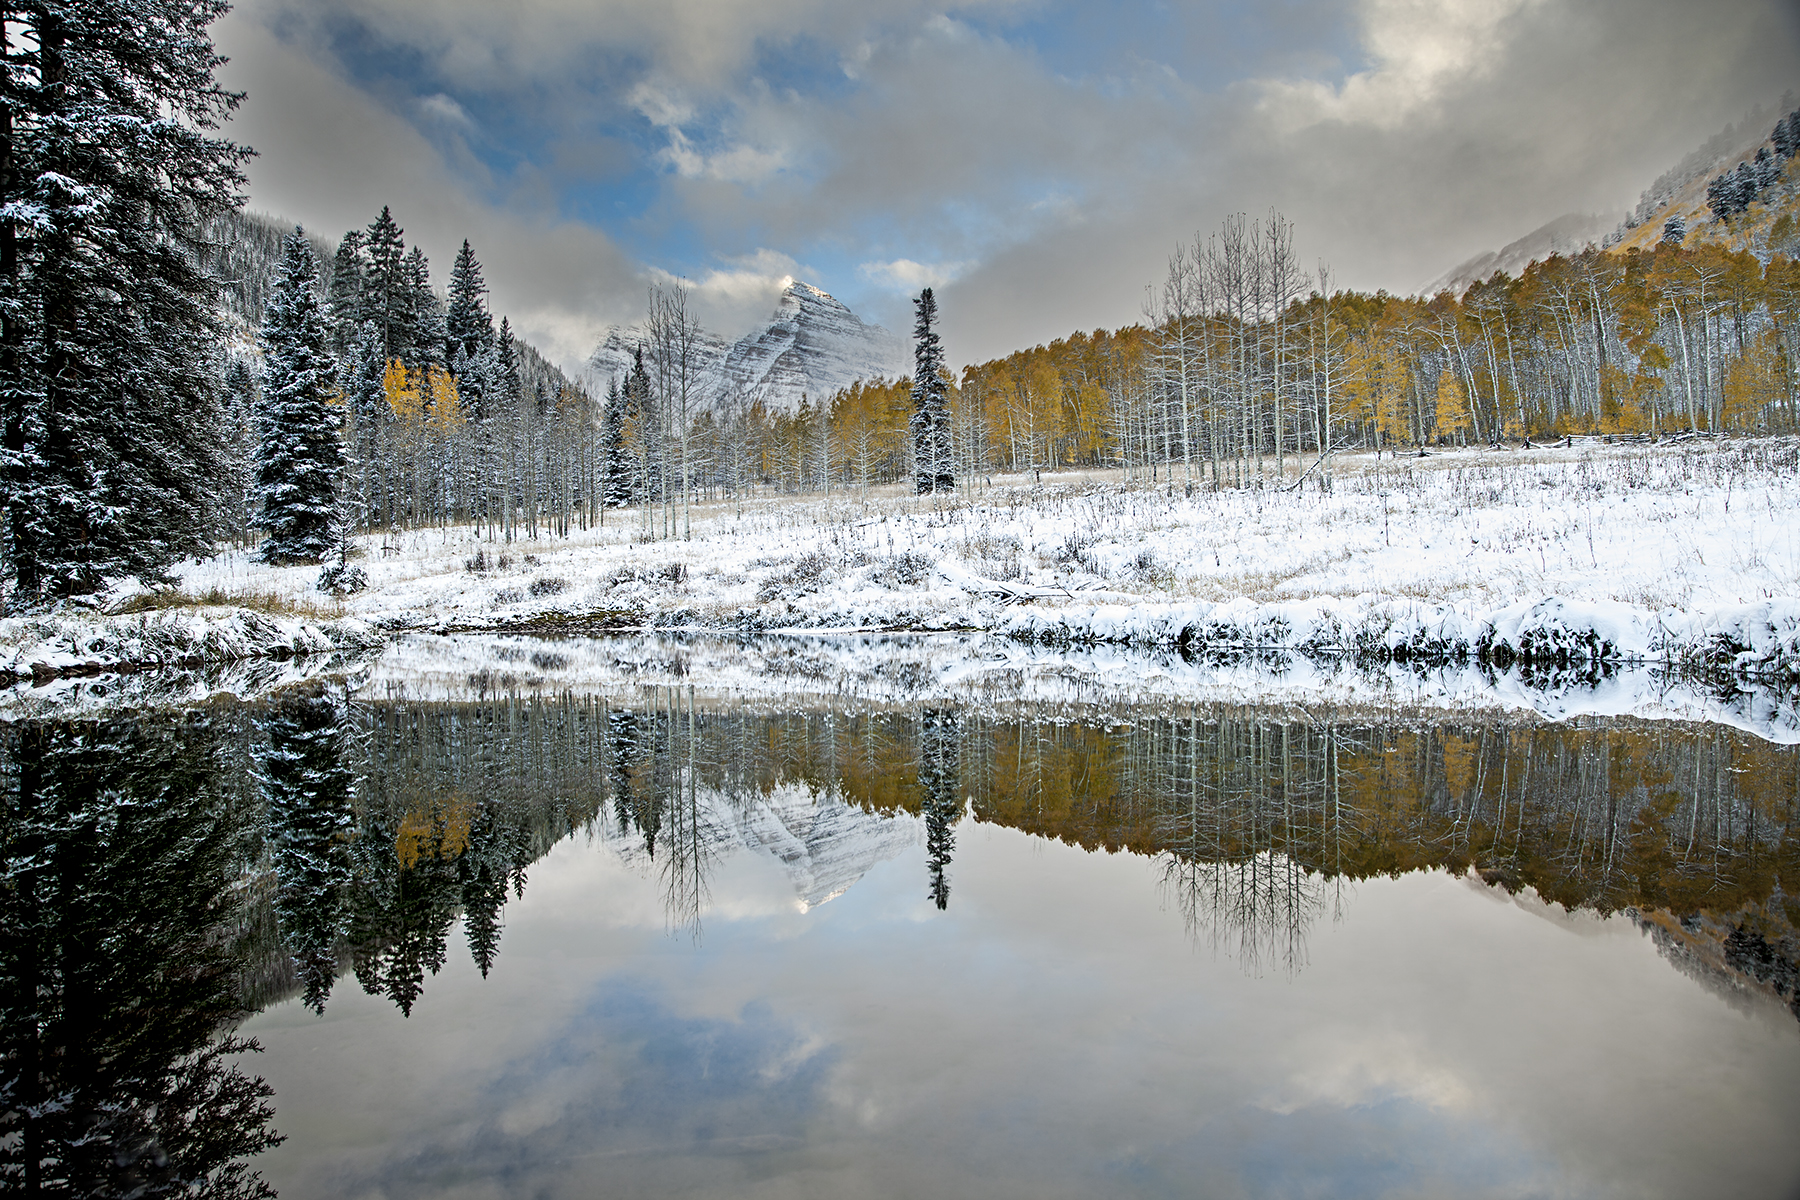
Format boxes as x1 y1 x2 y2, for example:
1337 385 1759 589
1776 112 1799 159
445 239 492 366
1 0 249 607
619 347 652 504
909 287 953 493
345 321 388 529
496 317 521 399
327 229 367 355
405 245 444 366
222 357 259 546
601 373 631 505
362 207 409 361
1753 146 1780 191
1660 214 1687 246
255 229 344 565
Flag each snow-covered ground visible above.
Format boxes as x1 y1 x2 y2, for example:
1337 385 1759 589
166 436 1800 675
6 436 1799 691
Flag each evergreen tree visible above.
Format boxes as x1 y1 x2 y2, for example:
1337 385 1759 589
255 230 343 564
919 708 960 910
445 238 492 367
496 316 523 410
602 375 632 505
405 245 443 366
1753 146 1780 191
1 0 250 606
222 357 258 544
362 207 409 362
326 229 367 355
1660 214 1686 247
1776 113 1798 160
346 322 388 529
909 287 952 493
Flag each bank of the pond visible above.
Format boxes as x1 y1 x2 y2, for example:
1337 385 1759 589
0 606 385 684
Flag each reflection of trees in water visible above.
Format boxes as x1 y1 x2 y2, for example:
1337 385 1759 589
16 691 1800 1029
1160 852 1326 977
260 683 357 1012
0 716 282 1196
347 695 607 1014
607 687 723 942
919 709 961 910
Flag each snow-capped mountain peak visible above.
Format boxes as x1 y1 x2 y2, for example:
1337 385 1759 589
589 280 908 412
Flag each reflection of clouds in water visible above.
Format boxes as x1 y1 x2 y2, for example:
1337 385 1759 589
1153 1096 1554 1200
352 978 836 1197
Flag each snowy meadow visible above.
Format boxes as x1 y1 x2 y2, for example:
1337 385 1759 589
90 435 1795 679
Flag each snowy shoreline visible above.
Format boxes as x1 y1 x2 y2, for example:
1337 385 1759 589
5 439 1798 696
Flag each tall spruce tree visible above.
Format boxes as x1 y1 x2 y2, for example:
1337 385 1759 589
405 245 443 366
909 287 952 493
445 239 492 364
255 230 343 564
601 375 630 505
345 322 388 529
0 0 250 607
362 207 409 361
326 229 367 355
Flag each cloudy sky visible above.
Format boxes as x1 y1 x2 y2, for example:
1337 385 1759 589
213 0 1800 373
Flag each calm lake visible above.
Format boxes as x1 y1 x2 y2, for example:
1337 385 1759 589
5 634 1800 1198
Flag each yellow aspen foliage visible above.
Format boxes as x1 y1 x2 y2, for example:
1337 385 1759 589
395 792 476 869
1432 370 1471 443
383 358 423 428
1440 735 1477 800
1599 365 1650 434
425 364 464 435
1723 331 1786 431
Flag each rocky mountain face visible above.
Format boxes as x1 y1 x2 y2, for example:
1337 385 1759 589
590 280 908 413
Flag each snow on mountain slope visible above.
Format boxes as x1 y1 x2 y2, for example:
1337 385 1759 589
1420 211 1620 297
589 280 908 412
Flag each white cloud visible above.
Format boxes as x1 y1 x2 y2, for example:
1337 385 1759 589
416 91 473 127
859 257 969 293
1255 0 1550 131
648 248 803 335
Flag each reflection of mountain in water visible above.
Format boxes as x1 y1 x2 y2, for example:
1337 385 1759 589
609 780 919 912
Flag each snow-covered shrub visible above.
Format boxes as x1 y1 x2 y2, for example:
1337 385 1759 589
528 576 567 598
872 550 934 589
317 562 368 597
1052 532 1096 571
492 587 524 607
757 552 834 601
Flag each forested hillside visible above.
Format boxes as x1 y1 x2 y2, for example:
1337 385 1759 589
207 208 598 546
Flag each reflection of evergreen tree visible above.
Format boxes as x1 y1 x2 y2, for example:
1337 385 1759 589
261 684 357 1013
347 811 461 1017
0 717 282 1196
609 707 664 856
919 709 962 911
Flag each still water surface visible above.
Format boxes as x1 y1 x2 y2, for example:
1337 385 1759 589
5 649 1800 1198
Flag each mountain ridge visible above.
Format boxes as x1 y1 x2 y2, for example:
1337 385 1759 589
589 280 909 412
